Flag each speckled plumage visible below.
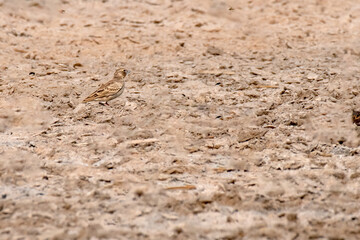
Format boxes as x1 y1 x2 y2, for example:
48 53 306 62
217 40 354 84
83 68 129 105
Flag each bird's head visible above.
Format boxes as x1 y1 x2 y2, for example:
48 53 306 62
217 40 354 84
114 68 130 79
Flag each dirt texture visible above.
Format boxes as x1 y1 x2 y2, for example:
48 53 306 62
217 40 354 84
1 0 360 239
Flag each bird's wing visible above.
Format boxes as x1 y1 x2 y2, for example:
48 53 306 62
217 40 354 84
83 80 123 102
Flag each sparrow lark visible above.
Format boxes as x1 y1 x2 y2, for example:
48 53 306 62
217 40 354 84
83 68 129 105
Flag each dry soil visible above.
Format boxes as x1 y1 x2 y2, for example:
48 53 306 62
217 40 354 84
1 0 360 239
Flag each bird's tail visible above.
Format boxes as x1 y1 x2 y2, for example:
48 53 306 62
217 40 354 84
82 97 92 103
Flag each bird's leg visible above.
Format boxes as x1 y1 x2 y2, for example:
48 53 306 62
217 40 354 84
105 102 110 106
99 102 106 106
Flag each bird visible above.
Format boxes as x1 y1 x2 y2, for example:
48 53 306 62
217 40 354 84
83 68 130 105
352 110 360 126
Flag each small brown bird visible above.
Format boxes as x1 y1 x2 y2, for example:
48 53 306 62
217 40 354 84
83 68 129 105
352 110 360 126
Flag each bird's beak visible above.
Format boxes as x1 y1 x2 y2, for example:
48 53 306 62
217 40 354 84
125 70 131 75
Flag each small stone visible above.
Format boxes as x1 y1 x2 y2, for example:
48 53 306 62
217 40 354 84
306 72 318 80
350 172 360 179
73 63 83 68
332 172 346 180
206 46 223 56
287 213 298 222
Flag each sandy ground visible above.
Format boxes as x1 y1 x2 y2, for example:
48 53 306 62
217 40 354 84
1 0 360 239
